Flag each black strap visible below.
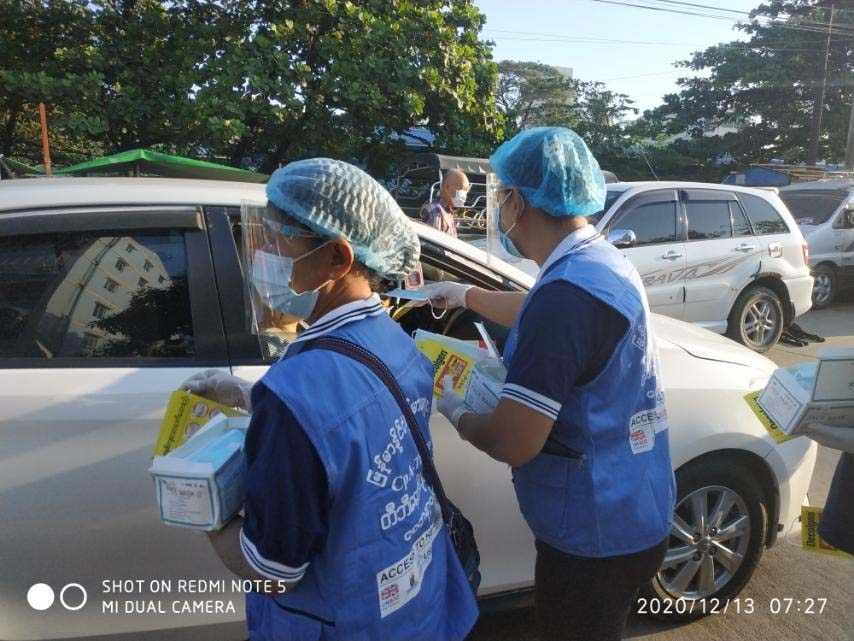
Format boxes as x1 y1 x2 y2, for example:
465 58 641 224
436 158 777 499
301 336 453 525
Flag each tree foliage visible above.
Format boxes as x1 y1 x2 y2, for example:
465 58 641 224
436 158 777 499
1 0 503 172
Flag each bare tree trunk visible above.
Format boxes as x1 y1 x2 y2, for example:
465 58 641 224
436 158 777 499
2 108 18 157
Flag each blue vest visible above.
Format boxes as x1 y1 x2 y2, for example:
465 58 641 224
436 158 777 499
503 234 676 557
246 311 478 640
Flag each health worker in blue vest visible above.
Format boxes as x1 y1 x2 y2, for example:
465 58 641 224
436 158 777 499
421 127 676 641
182 158 478 641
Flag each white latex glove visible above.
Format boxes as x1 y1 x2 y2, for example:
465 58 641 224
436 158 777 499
803 423 854 453
436 376 470 433
181 369 253 411
420 281 473 310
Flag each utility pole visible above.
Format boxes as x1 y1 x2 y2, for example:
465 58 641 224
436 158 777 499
807 0 835 167
845 98 854 170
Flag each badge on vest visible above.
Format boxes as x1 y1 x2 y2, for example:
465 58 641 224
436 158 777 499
375 515 441 618
628 405 667 454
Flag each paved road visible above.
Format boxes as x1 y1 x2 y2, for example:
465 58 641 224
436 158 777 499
469 293 854 641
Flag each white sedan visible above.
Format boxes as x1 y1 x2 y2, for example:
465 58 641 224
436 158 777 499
0 178 816 640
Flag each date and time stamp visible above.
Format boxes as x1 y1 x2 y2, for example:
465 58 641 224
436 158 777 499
636 597 830 616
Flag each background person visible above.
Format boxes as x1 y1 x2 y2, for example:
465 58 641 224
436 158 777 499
422 127 676 641
419 168 470 237
183 158 478 641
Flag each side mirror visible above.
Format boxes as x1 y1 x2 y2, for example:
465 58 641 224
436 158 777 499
845 204 854 227
608 229 637 248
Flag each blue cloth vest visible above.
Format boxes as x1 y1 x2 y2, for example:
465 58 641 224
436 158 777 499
503 234 676 557
245 311 478 640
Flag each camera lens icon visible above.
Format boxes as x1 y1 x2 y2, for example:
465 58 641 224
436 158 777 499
27 583 87 611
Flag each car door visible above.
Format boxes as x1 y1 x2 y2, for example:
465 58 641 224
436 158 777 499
606 189 686 318
0 206 247 641
681 189 762 325
205 207 537 595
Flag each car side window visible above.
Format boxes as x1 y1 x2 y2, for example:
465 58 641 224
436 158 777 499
613 199 679 246
731 203 753 236
0 230 194 359
686 200 733 240
738 193 790 235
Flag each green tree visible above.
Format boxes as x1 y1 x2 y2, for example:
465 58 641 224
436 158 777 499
496 61 577 137
638 0 854 166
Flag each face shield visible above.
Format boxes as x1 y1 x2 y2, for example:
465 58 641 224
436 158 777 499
240 200 328 335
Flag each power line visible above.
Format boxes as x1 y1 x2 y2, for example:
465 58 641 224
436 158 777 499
583 0 854 37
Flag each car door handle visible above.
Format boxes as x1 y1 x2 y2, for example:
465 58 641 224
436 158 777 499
735 244 756 252
661 251 684 260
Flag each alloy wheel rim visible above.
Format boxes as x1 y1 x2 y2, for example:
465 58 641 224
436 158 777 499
813 274 832 305
742 299 778 347
658 486 751 600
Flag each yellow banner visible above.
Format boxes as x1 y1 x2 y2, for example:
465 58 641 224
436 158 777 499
744 391 798 444
801 506 853 558
152 390 242 457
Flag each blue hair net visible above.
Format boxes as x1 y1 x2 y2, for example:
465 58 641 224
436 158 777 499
489 127 606 217
266 158 420 280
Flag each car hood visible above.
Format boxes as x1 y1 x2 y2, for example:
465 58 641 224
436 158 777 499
652 314 776 374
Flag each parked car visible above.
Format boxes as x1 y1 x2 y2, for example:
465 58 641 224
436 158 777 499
588 182 813 352
1 178 816 640
779 180 854 308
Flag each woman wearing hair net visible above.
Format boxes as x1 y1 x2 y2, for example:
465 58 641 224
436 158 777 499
422 127 676 641
182 159 478 641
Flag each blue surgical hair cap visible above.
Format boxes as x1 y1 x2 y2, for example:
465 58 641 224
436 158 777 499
265 158 420 280
489 127 607 217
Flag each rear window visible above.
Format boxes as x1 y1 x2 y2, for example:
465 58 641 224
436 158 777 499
779 189 848 225
738 193 790 235
686 201 732 240
588 189 627 225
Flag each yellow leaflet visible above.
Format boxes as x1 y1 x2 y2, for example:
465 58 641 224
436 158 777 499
801 506 853 559
151 390 242 457
744 391 798 444
416 339 477 398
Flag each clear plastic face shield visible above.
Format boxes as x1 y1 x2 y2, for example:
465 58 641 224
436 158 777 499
486 173 518 267
240 200 326 336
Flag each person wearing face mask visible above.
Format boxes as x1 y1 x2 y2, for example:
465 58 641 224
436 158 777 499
420 127 676 641
181 158 478 641
419 168 469 238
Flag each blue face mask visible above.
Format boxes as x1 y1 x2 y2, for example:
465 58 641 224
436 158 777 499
495 191 522 258
250 244 330 320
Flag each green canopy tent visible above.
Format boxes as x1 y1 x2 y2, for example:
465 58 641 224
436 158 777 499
54 148 268 183
0 156 44 178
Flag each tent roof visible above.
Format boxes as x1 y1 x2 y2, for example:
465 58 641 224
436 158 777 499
55 148 268 183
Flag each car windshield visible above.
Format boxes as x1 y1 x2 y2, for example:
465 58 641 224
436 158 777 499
588 189 627 225
779 189 849 225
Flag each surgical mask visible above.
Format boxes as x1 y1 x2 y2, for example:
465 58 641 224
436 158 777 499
495 191 522 258
452 189 469 208
250 243 330 321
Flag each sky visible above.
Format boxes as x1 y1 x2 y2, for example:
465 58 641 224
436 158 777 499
475 0 762 114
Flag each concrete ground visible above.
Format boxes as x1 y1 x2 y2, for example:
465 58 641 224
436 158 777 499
468 291 854 641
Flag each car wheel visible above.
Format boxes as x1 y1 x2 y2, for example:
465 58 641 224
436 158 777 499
726 286 784 352
639 459 768 621
811 264 837 309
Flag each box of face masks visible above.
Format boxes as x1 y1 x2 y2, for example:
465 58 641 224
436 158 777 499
757 349 854 436
149 414 251 530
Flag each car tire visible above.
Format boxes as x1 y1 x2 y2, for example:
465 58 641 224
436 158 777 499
811 264 837 309
726 286 784 352
638 458 768 622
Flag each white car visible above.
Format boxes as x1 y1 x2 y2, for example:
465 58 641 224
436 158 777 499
589 182 813 352
1 178 816 640
779 180 854 308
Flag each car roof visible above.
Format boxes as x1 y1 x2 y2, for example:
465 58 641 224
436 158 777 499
606 181 775 197
0 176 535 287
0 177 267 212
779 179 854 192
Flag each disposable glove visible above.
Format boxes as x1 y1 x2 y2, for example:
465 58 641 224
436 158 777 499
181 369 253 411
436 376 470 434
420 281 473 310
803 423 854 454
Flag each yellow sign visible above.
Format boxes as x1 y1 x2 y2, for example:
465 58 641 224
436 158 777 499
744 391 798 444
152 390 242 457
801 506 853 559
